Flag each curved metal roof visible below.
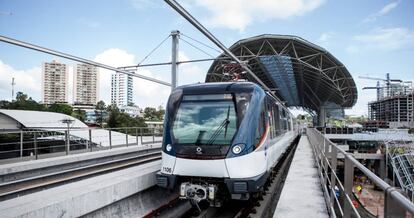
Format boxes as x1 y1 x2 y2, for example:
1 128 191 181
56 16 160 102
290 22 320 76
0 109 87 129
205 34 357 112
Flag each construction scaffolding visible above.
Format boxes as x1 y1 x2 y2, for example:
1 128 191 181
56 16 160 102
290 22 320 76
366 76 414 128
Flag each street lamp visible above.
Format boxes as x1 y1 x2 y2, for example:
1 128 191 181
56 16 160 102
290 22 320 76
61 118 74 155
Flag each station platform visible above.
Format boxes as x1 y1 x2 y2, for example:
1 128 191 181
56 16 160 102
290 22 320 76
274 135 329 218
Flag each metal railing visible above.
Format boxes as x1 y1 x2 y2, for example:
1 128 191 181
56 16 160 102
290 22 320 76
307 127 414 218
388 142 414 202
0 127 163 162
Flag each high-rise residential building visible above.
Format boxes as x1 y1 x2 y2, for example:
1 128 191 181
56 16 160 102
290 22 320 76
73 64 99 105
41 60 69 104
111 72 133 107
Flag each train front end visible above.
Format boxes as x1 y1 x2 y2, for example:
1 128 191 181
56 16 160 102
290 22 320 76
156 82 267 205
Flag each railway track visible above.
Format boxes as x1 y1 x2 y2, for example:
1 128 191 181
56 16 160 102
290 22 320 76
148 136 300 218
0 149 161 201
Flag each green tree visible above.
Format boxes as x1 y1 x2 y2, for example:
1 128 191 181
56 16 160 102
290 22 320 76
4 92 47 111
106 104 120 128
95 100 107 127
48 103 73 115
143 107 157 121
106 105 147 128
156 105 165 121
143 106 165 121
72 108 86 122
134 116 147 127
0 100 10 108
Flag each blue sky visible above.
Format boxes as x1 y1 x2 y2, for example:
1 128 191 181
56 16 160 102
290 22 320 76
0 0 413 115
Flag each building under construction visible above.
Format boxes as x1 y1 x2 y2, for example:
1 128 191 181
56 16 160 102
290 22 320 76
366 74 414 128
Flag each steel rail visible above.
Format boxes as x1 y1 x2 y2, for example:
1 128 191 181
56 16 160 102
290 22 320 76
0 35 171 86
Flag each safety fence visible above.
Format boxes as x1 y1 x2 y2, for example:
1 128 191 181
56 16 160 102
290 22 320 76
307 127 414 218
0 127 163 162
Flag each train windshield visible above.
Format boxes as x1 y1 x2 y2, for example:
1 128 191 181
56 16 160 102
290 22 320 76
172 95 237 145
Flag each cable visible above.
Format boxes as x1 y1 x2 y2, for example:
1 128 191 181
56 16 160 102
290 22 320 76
137 34 171 66
180 37 215 58
181 33 222 54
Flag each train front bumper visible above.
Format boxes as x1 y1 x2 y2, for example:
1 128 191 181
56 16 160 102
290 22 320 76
224 171 269 200
156 172 177 189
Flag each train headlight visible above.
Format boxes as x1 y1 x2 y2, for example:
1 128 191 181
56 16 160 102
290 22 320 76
166 144 172 152
232 144 245 155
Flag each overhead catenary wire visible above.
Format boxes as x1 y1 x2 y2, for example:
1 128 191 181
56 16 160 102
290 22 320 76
0 35 171 86
179 37 216 58
118 55 257 70
180 33 222 54
164 0 283 103
136 34 171 66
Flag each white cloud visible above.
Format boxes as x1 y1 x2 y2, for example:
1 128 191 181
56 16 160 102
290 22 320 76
378 1 399 15
317 32 336 48
192 0 325 31
178 51 207 85
0 49 207 108
0 60 42 101
345 77 378 116
363 1 399 23
93 48 170 108
318 32 334 43
346 27 414 53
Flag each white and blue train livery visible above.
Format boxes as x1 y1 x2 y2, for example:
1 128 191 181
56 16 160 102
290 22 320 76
156 82 298 206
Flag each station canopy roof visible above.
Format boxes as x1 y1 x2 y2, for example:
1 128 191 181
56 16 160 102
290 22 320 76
205 34 357 112
0 109 86 130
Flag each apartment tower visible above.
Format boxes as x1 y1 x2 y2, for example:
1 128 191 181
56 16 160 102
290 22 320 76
111 72 133 107
73 64 99 105
41 60 69 104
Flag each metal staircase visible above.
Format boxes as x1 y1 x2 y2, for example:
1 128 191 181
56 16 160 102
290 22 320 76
388 142 414 201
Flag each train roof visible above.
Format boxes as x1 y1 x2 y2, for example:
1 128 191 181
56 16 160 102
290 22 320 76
176 82 261 95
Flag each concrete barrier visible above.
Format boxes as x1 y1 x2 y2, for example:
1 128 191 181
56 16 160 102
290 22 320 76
0 160 161 218
0 144 161 183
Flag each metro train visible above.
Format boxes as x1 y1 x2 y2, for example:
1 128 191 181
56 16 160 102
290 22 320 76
156 82 299 206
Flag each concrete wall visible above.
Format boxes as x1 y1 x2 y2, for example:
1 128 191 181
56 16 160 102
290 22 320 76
0 145 160 179
0 161 161 218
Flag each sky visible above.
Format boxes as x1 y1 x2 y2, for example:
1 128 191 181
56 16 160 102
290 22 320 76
0 0 413 116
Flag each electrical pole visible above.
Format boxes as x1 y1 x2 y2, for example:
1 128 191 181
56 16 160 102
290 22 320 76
171 30 180 90
11 77 15 101
61 118 74 154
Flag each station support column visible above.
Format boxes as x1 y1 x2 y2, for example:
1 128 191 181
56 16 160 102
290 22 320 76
171 30 180 91
318 105 327 127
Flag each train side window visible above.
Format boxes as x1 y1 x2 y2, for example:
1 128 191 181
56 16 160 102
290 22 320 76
255 103 266 147
281 109 288 132
287 116 292 131
266 97 274 139
273 104 280 136
287 114 292 131
236 93 252 126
